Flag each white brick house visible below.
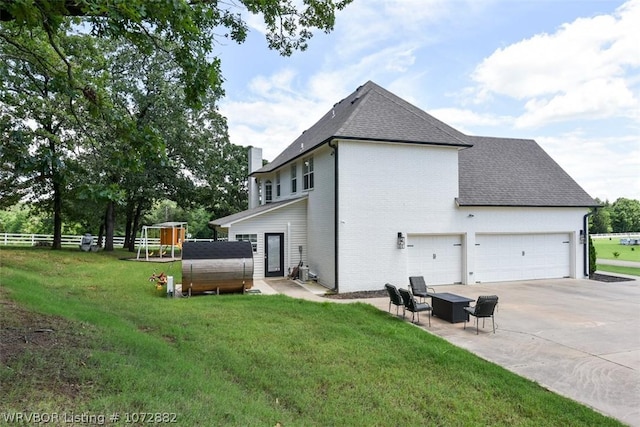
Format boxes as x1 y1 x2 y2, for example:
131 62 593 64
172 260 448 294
211 81 597 293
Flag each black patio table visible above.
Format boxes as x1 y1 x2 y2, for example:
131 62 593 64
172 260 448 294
429 292 475 323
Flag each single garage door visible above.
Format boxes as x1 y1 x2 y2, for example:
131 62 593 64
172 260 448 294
475 233 571 283
408 235 462 285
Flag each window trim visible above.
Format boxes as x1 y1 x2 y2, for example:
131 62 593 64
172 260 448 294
291 163 297 194
265 180 273 203
303 157 314 190
235 234 258 252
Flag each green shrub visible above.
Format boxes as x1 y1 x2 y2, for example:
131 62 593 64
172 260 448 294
589 236 597 277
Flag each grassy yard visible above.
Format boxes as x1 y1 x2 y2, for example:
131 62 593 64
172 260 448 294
592 238 640 276
592 237 640 262
1 248 623 426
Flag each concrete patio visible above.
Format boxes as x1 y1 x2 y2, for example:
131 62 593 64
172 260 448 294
254 275 640 426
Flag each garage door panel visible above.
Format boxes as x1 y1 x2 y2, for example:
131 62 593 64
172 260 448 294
476 234 570 283
408 235 462 285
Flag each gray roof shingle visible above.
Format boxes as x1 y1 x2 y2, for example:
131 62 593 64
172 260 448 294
253 80 471 174
458 136 597 207
240 81 597 213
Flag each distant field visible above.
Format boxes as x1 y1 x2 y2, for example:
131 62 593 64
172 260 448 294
592 237 640 262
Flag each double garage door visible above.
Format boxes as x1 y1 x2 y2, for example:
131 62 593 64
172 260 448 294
408 233 571 285
475 233 571 283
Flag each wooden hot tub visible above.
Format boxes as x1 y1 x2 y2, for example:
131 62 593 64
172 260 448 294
181 241 254 295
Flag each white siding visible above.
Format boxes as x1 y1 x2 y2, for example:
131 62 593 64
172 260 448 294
305 145 336 289
337 140 462 292
335 139 589 292
228 199 307 279
239 140 590 292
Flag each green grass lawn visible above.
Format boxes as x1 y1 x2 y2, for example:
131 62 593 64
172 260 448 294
592 237 640 262
0 248 623 426
592 237 640 276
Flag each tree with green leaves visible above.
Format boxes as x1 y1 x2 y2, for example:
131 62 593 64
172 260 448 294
0 25 101 248
610 198 640 233
589 198 612 234
1 0 353 107
2 0 353 250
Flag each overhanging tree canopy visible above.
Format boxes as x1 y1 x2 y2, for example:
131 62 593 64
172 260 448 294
0 0 353 106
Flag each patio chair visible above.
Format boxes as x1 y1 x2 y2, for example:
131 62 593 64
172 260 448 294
384 283 404 316
409 276 436 303
463 295 499 334
399 288 431 326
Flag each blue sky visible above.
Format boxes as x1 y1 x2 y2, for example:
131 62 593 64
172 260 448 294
215 0 639 202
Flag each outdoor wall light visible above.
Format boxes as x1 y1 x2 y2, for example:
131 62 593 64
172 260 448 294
397 232 406 249
468 214 475 218
580 230 586 245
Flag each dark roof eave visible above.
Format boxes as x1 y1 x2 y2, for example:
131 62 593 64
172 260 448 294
456 201 601 208
251 136 473 176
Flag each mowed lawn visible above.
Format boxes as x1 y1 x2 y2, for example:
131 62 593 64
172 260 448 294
593 237 640 262
0 248 623 426
593 237 640 276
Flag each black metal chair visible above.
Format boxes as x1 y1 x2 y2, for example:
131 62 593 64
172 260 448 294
408 276 435 303
384 283 404 316
463 295 499 334
399 288 431 326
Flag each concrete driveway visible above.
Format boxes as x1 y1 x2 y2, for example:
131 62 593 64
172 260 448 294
256 276 640 426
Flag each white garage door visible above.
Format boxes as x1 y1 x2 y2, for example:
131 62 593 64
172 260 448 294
475 233 571 283
408 235 462 285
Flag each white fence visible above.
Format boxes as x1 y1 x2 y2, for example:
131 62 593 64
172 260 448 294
591 233 640 239
0 233 222 248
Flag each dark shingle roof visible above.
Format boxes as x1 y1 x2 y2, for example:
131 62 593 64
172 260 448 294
240 81 596 211
253 81 471 174
458 136 597 207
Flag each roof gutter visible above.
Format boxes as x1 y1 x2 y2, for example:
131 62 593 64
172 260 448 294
328 139 339 292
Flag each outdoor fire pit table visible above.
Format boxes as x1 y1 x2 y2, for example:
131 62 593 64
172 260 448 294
429 293 475 323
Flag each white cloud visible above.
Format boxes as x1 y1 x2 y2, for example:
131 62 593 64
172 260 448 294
515 77 637 128
537 132 640 201
470 0 640 127
220 42 431 161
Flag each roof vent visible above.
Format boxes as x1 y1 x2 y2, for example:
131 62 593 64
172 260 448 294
332 109 335 118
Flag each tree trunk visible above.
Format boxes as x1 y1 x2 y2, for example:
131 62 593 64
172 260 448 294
51 177 63 250
123 199 134 248
128 202 143 252
48 135 63 250
97 222 104 248
104 201 115 251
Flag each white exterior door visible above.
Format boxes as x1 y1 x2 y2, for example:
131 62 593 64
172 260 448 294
408 235 463 285
475 233 571 283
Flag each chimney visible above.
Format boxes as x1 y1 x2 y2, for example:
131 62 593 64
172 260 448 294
248 147 262 209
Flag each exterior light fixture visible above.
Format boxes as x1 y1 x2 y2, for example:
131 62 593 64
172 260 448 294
397 232 406 249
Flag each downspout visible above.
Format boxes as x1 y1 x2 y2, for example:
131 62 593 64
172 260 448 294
583 210 595 277
328 140 339 292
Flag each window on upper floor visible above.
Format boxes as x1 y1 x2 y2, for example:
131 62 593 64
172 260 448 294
276 171 281 197
303 157 314 190
235 234 257 252
265 180 272 203
291 163 297 193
